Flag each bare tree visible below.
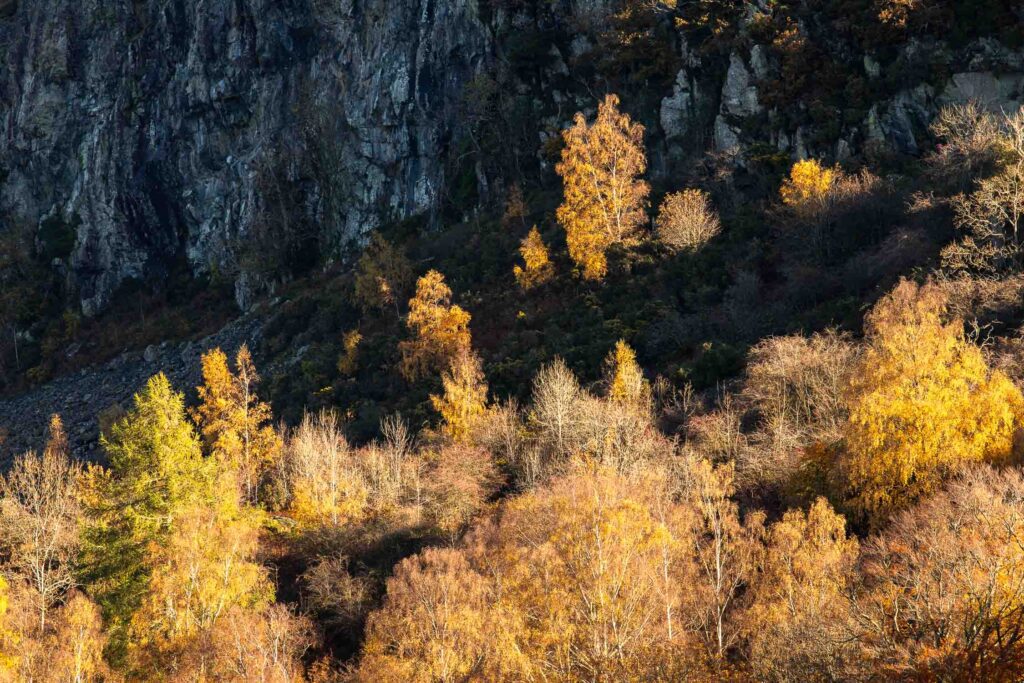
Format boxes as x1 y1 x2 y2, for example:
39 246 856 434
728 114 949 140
0 416 82 632
656 189 722 253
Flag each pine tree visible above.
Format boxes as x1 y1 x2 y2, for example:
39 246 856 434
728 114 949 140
79 373 215 662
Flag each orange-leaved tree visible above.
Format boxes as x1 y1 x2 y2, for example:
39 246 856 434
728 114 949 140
513 226 554 290
193 345 281 504
556 94 649 280
746 498 859 680
430 350 489 443
604 339 650 409
400 270 472 381
779 159 836 210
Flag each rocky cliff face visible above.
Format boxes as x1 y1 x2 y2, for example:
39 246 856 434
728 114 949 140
2 0 1022 319
697 39 1024 164
0 0 491 314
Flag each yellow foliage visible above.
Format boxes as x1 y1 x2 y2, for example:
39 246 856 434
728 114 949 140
605 339 650 408
746 498 859 680
513 226 554 290
0 576 17 677
779 159 836 207
359 466 709 681
126 498 272 673
430 351 488 443
556 94 650 280
337 329 362 376
285 411 369 528
359 548 524 683
841 279 1024 523
400 270 473 381
193 345 282 504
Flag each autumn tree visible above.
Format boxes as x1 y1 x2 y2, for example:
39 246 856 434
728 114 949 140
207 604 315 682
337 328 362 376
124 477 272 676
422 444 500 542
358 465 708 681
655 189 721 253
853 466 1024 680
358 548 517 682
604 339 650 409
528 358 584 462
0 416 81 633
12 591 109 683
745 498 859 681
928 101 1008 189
79 373 215 661
684 459 762 662
840 279 1024 524
501 183 527 230
556 94 650 280
399 270 472 381
942 107 1024 275
779 159 836 210
512 226 554 290
0 576 19 678
284 411 367 527
430 351 488 443
476 400 535 489
744 331 857 451
301 554 375 633
741 331 858 490
496 466 699 678
353 232 414 316
193 345 282 503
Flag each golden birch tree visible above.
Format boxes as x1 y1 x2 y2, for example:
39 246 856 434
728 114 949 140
556 94 650 280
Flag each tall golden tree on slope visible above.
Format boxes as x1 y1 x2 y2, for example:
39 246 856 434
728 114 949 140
556 94 649 280
193 345 282 504
430 350 488 443
400 270 472 381
840 279 1024 524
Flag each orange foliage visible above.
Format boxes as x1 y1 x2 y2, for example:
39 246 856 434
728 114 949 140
399 271 472 381
556 94 650 280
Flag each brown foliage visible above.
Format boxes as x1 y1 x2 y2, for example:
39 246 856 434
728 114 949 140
0 416 82 633
655 189 721 253
853 467 1024 681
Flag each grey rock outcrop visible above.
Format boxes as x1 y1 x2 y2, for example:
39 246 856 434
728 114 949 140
0 0 492 314
939 71 1024 113
715 51 762 153
661 70 704 140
